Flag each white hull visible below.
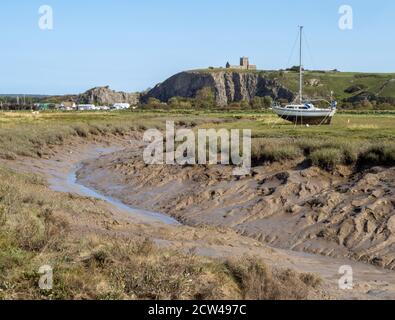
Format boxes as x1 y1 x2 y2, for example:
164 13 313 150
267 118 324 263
273 105 336 125
273 106 336 118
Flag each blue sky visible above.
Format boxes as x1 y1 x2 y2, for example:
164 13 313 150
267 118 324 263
0 0 394 94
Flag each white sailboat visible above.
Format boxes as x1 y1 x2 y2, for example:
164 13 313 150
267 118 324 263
273 26 337 125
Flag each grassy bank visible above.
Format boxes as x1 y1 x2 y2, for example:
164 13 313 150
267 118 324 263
1 110 394 170
198 112 395 171
251 137 395 171
0 111 223 160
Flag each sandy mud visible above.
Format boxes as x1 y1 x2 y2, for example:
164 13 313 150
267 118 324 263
78 139 395 271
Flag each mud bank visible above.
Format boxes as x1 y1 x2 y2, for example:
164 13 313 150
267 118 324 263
78 142 395 271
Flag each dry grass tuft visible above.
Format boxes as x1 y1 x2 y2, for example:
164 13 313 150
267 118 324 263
224 257 320 300
309 148 343 171
358 143 395 168
251 139 303 165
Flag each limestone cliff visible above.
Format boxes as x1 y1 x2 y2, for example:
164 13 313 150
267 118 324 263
143 71 294 106
78 86 140 105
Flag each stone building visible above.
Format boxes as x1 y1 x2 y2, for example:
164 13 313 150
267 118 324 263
226 57 257 70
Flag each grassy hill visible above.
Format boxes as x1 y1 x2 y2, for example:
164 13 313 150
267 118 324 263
193 68 395 108
275 71 395 101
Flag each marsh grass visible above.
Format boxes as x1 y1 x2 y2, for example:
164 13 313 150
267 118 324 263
358 143 395 168
251 138 303 165
2 111 395 171
0 112 231 160
309 148 343 171
250 135 395 171
224 257 321 300
193 111 395 171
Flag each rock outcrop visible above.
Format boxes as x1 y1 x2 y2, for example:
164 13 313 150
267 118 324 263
77 86 140 105
143 71 294 106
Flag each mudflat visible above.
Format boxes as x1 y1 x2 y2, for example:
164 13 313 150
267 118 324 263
27 135 393 300
78 137 395 270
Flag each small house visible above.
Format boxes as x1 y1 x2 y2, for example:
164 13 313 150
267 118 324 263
112 103 130 110
78 104 96 111
61 101 77 111
34 103 52 110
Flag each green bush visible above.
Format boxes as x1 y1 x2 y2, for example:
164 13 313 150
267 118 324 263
195 87 215 109
252 139 303 165
250 96 273 109
358 144 395 167
147 97 166 109
297 139 360 166
309 148 343 171
72 125 89 138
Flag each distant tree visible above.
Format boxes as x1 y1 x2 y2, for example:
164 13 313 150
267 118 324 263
263 96 273 109
376 103 394 110
147 97 164 109
277 98 289 105
168 97 179 107
339 102 353 110
196 87 214 101
168 97 193 109
195 87 215 108
251 96 272 109
179 100 193 109
240 99 249 109
287 66 302 72
226 62 230 68
228 102 242 110
251 97 264 109
344 84 367 94
360 100 374 110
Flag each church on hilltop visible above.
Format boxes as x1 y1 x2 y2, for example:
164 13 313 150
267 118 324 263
226 57 257 70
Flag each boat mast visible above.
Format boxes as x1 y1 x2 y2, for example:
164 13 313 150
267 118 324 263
299 26 303 104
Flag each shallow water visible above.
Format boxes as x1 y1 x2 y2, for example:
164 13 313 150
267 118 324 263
51 162 180 226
